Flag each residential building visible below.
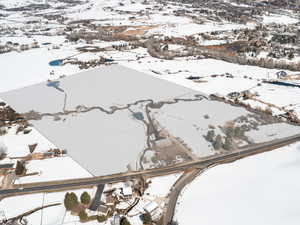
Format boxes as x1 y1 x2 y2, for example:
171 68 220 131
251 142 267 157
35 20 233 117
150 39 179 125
143 201 159 214
112 215 120 225
97 205 110 216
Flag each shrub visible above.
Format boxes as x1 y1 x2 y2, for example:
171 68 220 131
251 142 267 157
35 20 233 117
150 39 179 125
79 210 88 222
97 215 107 223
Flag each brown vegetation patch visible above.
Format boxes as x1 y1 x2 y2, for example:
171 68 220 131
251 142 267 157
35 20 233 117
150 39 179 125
282 74 300 80
119 25 158 36
99 25 158 38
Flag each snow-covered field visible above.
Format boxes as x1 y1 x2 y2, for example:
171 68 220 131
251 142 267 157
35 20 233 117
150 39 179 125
119 56 300 118
3 64 298 176
0 65 207 175
1 65 247 175
245 123 300 143
175 142 300 225
152 100 249 157
0 123 93 183
0 187 96 225
263 14 299 25
120 57 294 95
0 0 300 224
0 47 81 92
146 22 253 37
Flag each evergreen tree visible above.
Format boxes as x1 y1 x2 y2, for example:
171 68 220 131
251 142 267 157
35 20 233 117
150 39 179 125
225 127 234 138
64 193 71 210
223 136 234 150
140 213 152 224
80 191 91 205
15 160 26 175
213 135 223 150
168 221 179 225
64 192 78 211
234 127 243 137
205 130 215 142
288 52 294 60
121 217 131 225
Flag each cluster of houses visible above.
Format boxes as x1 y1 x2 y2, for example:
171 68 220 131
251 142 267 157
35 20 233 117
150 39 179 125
77 179 163 225
267 45 295 59
0 41 39 54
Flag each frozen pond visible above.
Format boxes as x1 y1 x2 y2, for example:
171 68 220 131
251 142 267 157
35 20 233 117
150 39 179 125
1 65 300 176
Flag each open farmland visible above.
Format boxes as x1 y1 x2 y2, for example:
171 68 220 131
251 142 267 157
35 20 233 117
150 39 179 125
1 65 300 176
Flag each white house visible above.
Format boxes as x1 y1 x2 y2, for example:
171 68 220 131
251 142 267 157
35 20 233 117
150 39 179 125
143 201 159 214
122 186 133 198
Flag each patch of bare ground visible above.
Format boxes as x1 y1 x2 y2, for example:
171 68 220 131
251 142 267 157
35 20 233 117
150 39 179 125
99 25 158 38
119 25 158 37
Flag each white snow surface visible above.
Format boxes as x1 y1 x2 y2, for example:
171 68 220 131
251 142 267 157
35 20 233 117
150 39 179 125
145 173 182 197
0 1 300 224
0 47 83 92
263 14 298 25
175 142 300 225
0 0 41 8
0 188 96 225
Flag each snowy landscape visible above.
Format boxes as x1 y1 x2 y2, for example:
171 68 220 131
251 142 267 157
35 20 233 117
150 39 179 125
0 0 300 225
175 142 300 225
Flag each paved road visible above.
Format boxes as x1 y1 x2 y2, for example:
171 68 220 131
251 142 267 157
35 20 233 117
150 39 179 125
162 168 205 225
161 133 300 225
1 133 300 198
